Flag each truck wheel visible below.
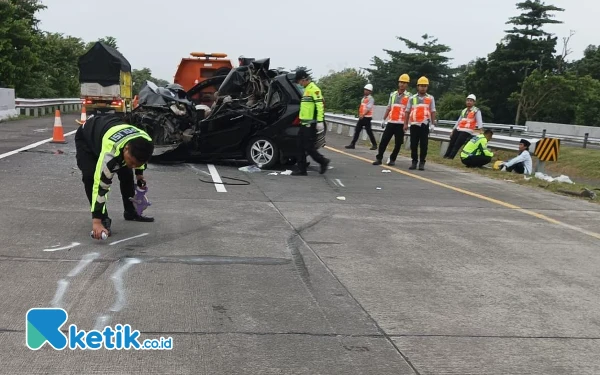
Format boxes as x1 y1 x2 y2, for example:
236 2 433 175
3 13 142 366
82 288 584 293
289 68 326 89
246 137 278 169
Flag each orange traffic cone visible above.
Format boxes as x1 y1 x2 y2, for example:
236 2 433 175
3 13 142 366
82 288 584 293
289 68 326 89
76 105 86 125
50 110 67 144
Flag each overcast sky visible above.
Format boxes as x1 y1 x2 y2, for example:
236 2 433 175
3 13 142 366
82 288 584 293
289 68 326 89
37 0 597 82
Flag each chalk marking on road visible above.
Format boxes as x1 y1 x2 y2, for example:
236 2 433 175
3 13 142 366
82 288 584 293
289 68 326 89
187 163 212 176
208 163 227 192
50 252 100 308
0 129 77 160
93 257 142 330
334 179 345 187
109 233 149 246
325 145 600 241
42 242 81 252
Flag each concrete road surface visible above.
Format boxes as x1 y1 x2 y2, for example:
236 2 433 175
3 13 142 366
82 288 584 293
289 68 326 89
0 116 599 374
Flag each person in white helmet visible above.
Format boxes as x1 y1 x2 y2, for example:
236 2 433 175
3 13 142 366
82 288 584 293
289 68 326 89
444 94 483 159
346 84 377 150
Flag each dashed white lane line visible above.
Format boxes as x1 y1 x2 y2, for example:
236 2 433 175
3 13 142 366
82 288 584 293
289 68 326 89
109 233 149 246
207 164 227 193
334 179 345 187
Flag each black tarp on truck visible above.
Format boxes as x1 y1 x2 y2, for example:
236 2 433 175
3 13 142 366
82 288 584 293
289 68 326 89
78 41 131 86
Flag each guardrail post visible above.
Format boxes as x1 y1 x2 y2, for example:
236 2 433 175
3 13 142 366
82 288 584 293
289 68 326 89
509 126 513 137
584 133 589 148
542 129 546 138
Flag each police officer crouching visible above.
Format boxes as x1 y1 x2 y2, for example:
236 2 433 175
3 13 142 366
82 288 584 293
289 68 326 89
460 129 494 168
75 113 155 240
293 69 330 176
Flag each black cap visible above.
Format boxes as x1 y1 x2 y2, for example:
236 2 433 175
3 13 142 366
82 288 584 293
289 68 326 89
520 139 531 147
295 69 309 81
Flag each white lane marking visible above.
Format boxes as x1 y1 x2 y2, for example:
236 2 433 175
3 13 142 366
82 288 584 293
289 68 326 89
50 252 100 308
330 179 338 187
335 179 345 187
0 129 77 160
43 242 81 252
109 233 149 246
207 163 227 192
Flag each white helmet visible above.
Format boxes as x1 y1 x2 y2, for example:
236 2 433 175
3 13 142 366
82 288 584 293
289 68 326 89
467 94 476 101
364 84 373 91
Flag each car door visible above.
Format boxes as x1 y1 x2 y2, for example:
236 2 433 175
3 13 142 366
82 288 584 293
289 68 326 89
197 108 253 155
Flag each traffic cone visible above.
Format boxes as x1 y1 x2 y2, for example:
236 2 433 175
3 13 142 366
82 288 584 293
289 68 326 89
76 106 86 125
50 109 67 144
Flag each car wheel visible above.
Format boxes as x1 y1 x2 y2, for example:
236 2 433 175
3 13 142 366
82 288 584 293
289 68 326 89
246 137 279 169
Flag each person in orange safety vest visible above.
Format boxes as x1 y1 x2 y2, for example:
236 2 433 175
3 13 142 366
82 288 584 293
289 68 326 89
443 94 483 159
404 76 436 171
346 84 377 150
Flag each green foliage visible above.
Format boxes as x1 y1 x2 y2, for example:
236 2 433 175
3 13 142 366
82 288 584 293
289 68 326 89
317 68 368 114
132 68 170 95
365 34 453 98
437 92 493 122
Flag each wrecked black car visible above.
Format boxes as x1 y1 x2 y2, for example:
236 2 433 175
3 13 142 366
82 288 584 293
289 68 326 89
129 58 325 169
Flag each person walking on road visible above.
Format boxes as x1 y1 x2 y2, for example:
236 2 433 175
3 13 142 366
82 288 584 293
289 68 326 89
404 76 436 170
460 129 494 168
292 69 330 176
346 84 377 150
444 94 483 159
75 113 155 240
373 74 411 166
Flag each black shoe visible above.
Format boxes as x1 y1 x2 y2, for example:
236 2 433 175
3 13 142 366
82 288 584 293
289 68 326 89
292 170 307 176
372 159 382 165
319 158 330 174
409 161 417 170
370 145 377 150
387 160 395 166
124 211 154 222
102 217 112 237
418 161 425 171
345 145 355 149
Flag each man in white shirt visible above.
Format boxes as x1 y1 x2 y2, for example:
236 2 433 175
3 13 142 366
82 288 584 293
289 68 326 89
499 139 533 175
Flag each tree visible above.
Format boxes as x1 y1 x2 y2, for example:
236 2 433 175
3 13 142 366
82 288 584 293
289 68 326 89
0 0 46 96
571 45 600 80
317 68 368 114
85 36 118 51
132 68 170 95
365 34 453 98
437 92 493 122
466 0 564 124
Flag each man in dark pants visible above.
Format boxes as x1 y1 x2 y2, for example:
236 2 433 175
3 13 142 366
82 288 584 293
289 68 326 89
444 94 483 159
75 114 155 240
346 84 377 150
373 74 411 166
292 69 330 176
460 130 494 168
404 76 437 170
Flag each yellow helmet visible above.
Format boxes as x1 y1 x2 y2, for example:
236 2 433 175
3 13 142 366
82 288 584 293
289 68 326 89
493 161 504 170
417 76 429 85
398 74 410 83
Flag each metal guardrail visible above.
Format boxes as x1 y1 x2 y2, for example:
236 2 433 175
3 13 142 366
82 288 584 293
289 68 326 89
324 113 537 154
14 98 82 117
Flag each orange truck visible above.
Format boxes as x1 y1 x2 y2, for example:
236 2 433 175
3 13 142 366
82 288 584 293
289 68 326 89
173 52 237 107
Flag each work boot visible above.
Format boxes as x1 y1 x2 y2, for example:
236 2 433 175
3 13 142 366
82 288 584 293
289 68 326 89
319 158 330 174
102 217 112 237
370 145 377 150
345 144 355 149
387 160 395 166
409 161 417 170
124 210 154 222
372 159 382 165
418 161 426 171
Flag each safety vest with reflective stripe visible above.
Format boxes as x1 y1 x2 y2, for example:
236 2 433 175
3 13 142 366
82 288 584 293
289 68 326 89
299 81 325 125
409 94 432 124
387 90 411 123
460 133 494 159
359 95 374 117
457 106 479 131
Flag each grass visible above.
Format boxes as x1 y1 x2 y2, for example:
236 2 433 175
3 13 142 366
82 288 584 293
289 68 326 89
356 136 600 204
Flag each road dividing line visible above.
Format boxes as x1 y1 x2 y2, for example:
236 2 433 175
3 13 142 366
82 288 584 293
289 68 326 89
109 233 149 246
325 145 600 241
43 242 81 252
0 129 77 160
207 164 227 192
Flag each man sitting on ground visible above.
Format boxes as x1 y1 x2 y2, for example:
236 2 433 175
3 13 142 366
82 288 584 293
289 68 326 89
460 129 494 168
497 139 533 175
